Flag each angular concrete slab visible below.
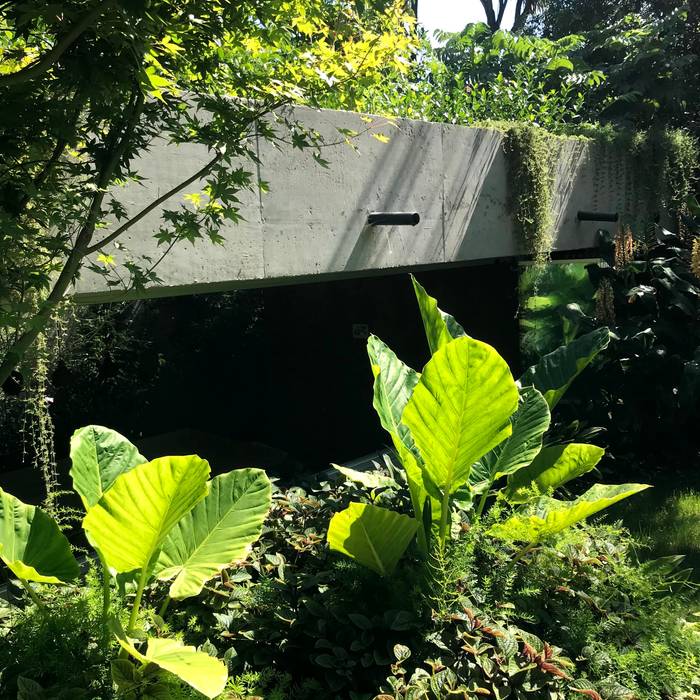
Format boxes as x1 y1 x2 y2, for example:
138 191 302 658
74 106 633 303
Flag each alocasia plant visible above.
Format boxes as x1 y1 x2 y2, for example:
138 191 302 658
0 424 272 697
328 276 647 575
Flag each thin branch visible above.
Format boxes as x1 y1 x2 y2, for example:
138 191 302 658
86 95 291 255
0 1 114 87
0 86 145 387
85 152 222 254
16 138 68 213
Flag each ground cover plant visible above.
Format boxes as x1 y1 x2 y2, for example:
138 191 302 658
2 277 696 699
0 425 272 697
0 280 700 700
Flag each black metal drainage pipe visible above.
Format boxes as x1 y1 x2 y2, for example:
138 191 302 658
367 212 420 226
577 211 619 223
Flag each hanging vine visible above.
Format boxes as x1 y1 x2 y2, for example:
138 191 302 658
17 300 80 527
504 124 555 270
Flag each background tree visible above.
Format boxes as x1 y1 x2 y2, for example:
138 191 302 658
0 0 414 389
477 0 542 31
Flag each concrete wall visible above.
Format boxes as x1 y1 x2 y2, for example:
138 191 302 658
74 106 629 302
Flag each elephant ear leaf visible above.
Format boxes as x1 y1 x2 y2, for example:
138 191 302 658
504 443 605 503
519 327 610 408
327 502 418 576
113 621 227 699
70 425 146 509
367 334 419 457
83 455 210 574
490 483 650 545
472 386 550 492
411 274 467 354
333 464 397 490
0 488 79 584
403 336 519 495
154 469 271 600
367 335 438 546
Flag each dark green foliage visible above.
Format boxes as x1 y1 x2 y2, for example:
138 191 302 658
396 517 700 700
519 263 596 362
166 477 426 697
0 568 112 698
159 472 700 699
561 216 700 475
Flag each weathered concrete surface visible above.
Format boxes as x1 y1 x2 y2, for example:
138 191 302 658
74 106 627 302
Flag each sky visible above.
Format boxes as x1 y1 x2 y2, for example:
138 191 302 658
417 0 516 37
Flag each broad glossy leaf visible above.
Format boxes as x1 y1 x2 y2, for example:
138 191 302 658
83 456 210 574
333 464 397 490
367 334 419 456
472 386 550 492
327 502 418 576
411 275 466 354
154 469 271 600
367 336 438 539
0 488 79 584
403 336 519 495
70 425 146 508
504 443 605 503
490 483 650 544
117 635 227 698
519 328 610 408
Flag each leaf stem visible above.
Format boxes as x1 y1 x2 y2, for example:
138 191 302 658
19 578 45 610
158 595 170 618
100 557 111 646
127 566 150 635
513 543 535 563
438 489 451 550
475 491 489 519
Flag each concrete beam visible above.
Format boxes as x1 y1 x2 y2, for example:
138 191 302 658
74 107 631 302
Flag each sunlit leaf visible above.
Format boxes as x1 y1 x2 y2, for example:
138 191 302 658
490 483 650 544
0 488 79 584
403 336 518 495
83 456 209 574
70 425 146 509
154 469 271 600
504 443 605 503
327 502 418 576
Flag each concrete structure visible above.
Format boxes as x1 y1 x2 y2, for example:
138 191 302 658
74 106 630 303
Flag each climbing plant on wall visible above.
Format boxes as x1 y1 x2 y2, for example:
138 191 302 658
504 124 556 267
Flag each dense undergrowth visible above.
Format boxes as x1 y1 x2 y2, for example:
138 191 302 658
1 475 698 699
0 278 698 699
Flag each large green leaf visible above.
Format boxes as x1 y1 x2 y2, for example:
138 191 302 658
327 502 418 576
411 275 466 354
367 334 419 458
117 634 227 698
70 425 146 509
490 483 650 545
153 469 271 600
0 488 79 584
367 335 438 542
333 464 398 490
83 455 210 574
403 336 519 495
504 443 605 503
471 386 551 492
519 327 610 408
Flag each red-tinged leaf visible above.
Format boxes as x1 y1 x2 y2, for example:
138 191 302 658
571 689 603 700
540 661 570 679
522 642 538 661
